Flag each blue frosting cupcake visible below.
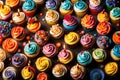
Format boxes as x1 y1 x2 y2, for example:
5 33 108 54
45 0 57 10
106 0 117 12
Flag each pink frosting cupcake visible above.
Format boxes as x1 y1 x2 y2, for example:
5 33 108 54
42 43 58 57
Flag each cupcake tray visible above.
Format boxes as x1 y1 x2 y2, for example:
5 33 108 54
0 0 120 80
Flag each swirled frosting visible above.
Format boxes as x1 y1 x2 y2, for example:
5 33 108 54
74 1 87 12
70 64 85 79
97 36 112 49
58 49 73 64
5 0 19 7
97 21 111 35
104 62 118 76
112 45 120 57
22 0 36 10
52 64 67 78
35 57 52 71
21 66 36 80
0 48 6 62
2 67 16 80
64 32 80 45
46 0 57 10
2 38 18 53
81 14 96 28
89 0 101 6
112 31 120 44
34 30 49 46
60 0 72 10
80 34 94 47
106 0 117 7
12 53 28 67
0 62 4 72
90 68 104 80
24 42 38 55
37 72 48 80
110 7 120 18
0 5 11 15
42 43 57 57
77 51 92 65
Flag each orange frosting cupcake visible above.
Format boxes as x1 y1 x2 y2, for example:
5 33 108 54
5 0 19 8
112 31 120 44
96 21 111 35
2 38 18 53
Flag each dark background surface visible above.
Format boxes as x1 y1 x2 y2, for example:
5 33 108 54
0 0 120 80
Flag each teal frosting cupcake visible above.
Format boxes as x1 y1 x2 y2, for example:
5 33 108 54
77 51 92 66
111 45 120 59
110 7 120 18
22 0 36 10
74 1 87 11
60 0 72 10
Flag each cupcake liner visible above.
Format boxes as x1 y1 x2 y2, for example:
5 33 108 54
75 9 87 17
59 7 73 16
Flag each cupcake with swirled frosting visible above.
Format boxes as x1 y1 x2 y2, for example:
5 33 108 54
52 64 67 78
106 0 117 12
80 34 95 48
11 26 26 41
46 0 57 10
77 51 92 66
35 56 52 71
104 62 118 76
0 48 6 62
42 43 58 57
12 53 28 67
111 45 120 61
50 24 64 39
59 0 73 16
22 0 37 16
70 64 85 80
58 49 73 64
21 65 36 80
37 72 48 80
24 41 40 58
74 1 88 17
112 31 120 44
92 48 107 62
64 32 80 47
2 38 18 53
0 62 4 72
2 66 17 80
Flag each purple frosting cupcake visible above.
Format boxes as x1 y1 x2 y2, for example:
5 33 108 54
46 0 57 10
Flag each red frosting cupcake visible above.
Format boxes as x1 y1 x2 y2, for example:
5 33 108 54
37 72 48 80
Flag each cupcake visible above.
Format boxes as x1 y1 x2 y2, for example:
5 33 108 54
89 0 104 14
0 3 12 20
42 43 58 57
74 1 88 17
46 0 57 10
11 26 26 41
34 30 49 46
92 48 107 62
77 51 92 66
63 14 78 31
22 0 37 16
90 68 104 80
2 66 17 80
2 38 18 53
50 24 64 39
24 41 40 58
0 62 4 72
35 56 52 71
45 10 59 25
97 36 112 49
70 64 85 80
21 66 36 80
12 53 28 67
80 34 95 48
59 0 73 16
0 48 6 62
52 64 67 78
81 14 96 32
106 0 117 12
27 16 41 33
110 7 120 26
33 0 44 5
12 9 26 25
96 21 111 35
112 31 120 44
110 45 120 61
5 0 20 9
104 62 118 76
37 72 48 80
64 32 80 47
0 21 12 38
97 9 109 22
58 49 73 64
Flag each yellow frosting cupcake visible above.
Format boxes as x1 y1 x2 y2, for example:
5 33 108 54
104 62 118 76
0 48 6 62
35 56 52 71
0 62 4 72
64 32 80 46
